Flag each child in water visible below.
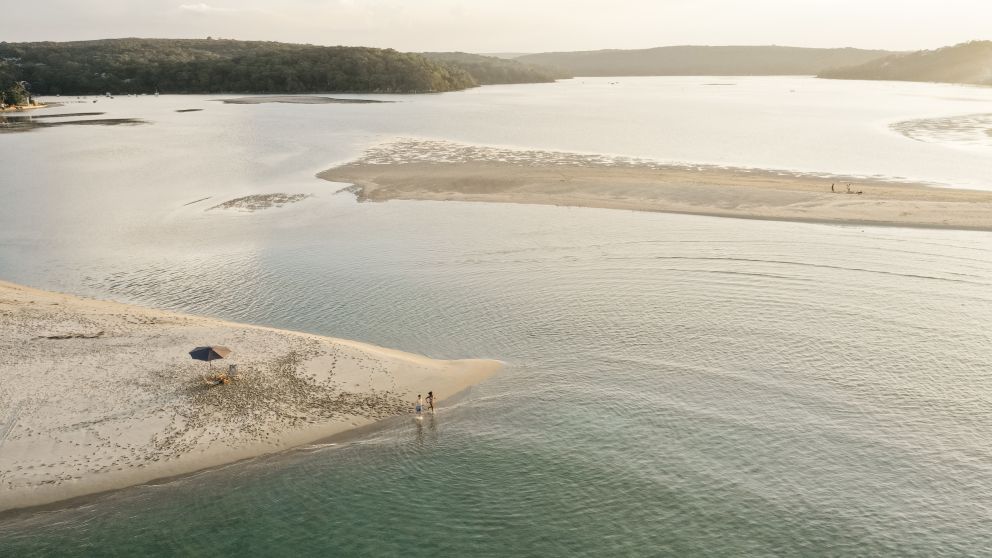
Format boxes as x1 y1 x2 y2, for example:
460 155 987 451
426 391 435 413
415 394 423 418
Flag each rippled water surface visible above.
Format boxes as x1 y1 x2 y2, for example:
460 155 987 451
1 78 991 556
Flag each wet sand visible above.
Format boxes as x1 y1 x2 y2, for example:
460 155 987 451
0 280 501 512
319 140 992 231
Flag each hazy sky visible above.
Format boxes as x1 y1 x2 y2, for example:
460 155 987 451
3 1 989 52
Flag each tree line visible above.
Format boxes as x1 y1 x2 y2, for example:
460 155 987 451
421 52 567 84
818 41 992 86
0 38 565 98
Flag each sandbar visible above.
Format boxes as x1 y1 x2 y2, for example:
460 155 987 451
319 140 992 231
0 280 500 513
0 103 50 113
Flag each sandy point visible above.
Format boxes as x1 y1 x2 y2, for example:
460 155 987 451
0 280 501 513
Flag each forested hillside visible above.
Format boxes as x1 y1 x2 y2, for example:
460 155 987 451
819 41 992 85
421 52 567 84
516 46 893 76
0 39 526 95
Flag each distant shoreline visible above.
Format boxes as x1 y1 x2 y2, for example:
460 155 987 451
319 140 992 232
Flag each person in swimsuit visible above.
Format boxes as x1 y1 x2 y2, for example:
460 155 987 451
426 391 435 413
415 394 423 417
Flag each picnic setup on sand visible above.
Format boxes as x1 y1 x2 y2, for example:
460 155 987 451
190 345 238 385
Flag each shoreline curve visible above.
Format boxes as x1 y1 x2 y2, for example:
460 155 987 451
0 280 501 514
318 139 992 231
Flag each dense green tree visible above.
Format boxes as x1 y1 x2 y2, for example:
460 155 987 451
1 80 29 106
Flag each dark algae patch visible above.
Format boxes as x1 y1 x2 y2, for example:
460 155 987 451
0 117 147 133
25 112 106 119
218 96 391 105
208 193 310 212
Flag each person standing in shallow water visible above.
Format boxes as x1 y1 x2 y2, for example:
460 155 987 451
415 394 423 418
426 391 435 413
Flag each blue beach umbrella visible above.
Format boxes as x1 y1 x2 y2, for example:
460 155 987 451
189 345 231 370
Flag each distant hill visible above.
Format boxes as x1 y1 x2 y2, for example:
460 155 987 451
819 41 992 85
0 38 561 96
421 52 567 84
516 46 894 77
479 53 532 60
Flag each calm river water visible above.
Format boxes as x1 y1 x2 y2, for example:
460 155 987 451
1 77 991 556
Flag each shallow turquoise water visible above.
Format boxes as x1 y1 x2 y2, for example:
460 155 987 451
3 203 991 556
2 79 992 556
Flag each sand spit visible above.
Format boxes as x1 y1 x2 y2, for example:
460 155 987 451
208 193 311 212
319 139 992 231
218 96 391 105
0 104 50 113
0 280 501 513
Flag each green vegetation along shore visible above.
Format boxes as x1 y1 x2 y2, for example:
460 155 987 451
421 52 567 84
819 41 992 86
0 38 565 96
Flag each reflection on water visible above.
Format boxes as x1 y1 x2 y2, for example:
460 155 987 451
1 78 992 556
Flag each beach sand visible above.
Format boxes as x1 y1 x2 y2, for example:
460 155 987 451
319 139 992 231
0 103 49 113
0 280 501 512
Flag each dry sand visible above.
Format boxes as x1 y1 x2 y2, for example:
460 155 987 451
319 139 992 231
0 280 501 512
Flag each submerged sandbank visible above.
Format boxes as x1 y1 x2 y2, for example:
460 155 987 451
217 96 390 105
319 139 992 231
0 116 146 133
0 280 500 513
208 193 311 212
